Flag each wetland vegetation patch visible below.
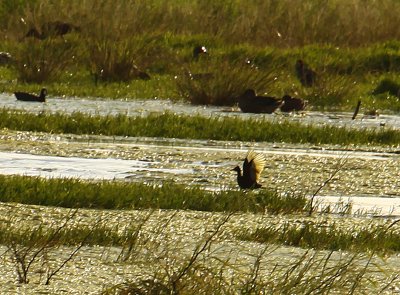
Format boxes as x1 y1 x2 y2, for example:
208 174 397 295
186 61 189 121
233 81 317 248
0 109 399 146
0 174 307 214
238 219 400 254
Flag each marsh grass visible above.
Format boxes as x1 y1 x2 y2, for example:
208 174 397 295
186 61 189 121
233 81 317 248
86 37 153 83
105 250 383 294
0 174 306 214
14 38 76 83
6 0 400 47
2 209 91 284
0 201 397 292
176 59 276 105
103 218 389 295
3 1 400 111
0 109 399 146
299 74 356 108
238 220 400 254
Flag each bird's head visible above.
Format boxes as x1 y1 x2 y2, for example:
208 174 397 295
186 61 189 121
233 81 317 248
193 45 208 60
232 166 241 173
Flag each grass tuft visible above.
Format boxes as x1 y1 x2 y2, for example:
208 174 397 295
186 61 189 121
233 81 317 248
238 220 400 254
14 38 76 83
0 174 307 214
176 59 275 106
0 109 399 146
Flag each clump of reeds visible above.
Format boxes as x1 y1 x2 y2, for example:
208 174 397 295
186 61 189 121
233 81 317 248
238 219 400 254
0 175 307 214
87 39 150 83
372 78 400 97
176 58 276 106
298 74 356 109
102 212 394 294
1 109 400 145
13 38 76 83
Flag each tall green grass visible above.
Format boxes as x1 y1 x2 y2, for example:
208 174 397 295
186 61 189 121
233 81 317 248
238 220 400 254
3 1 400 111
0 109 399 145
0 174 307 214
5 0 400 47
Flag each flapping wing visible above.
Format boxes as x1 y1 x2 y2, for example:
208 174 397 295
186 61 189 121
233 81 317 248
243 150 266 182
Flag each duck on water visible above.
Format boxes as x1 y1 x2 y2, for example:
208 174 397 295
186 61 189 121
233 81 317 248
237 89 283 114
14 88 47 102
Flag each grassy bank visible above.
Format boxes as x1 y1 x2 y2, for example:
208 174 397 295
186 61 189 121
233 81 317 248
3 0 400 47
0 174 307 214
1 1 400 110
0 109 399 146
238 220 400 254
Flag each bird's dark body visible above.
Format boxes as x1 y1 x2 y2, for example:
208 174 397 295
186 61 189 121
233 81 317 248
234 166 262 189
280 95 306 112
233 150 266 189
295 59 316 87
192 45 208 60
15 88 47 102
26 21 80 39
238 89 282 114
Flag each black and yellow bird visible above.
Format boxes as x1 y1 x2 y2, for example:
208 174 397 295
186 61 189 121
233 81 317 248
232 150 266 189
14 88 47 102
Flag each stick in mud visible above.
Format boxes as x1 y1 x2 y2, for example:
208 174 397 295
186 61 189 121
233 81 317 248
352 100 361 120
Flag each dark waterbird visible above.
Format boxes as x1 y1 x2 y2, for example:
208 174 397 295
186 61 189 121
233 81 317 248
14 88 47 102
0 52 12 66
26 21 80 39
193 45 208 60
280 95 306 112
238 89 283 114
188 45 213 80
295 59 317 87
233 150 266 189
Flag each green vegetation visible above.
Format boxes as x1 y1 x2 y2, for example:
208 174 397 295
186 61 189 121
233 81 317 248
0 109 399 145
2 209 387 293
0 174 307 214
1 1 400 110
238 220 400 254
1 1 400 292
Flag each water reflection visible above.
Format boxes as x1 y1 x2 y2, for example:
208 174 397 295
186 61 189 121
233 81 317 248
0 93 397 129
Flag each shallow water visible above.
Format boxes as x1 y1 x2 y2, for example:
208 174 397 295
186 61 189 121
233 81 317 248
0 131 398 215
0 203 399 294
0 93 399 292
0 92 397 129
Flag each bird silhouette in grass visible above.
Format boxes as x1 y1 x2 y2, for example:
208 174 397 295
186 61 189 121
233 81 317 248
280 95 307 112
232 150 266 189
192 45 208 60
295 59 317 87
25 21 80 39
14 88 47 102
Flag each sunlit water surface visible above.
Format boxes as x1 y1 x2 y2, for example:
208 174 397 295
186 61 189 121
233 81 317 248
0 93 399 293
0 92 398 129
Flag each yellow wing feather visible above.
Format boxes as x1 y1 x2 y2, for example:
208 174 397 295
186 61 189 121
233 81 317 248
246 150 266 182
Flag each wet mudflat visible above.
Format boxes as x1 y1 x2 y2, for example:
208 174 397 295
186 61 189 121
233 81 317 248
0 130 398 207
0 203 400 294
0 95 399 293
